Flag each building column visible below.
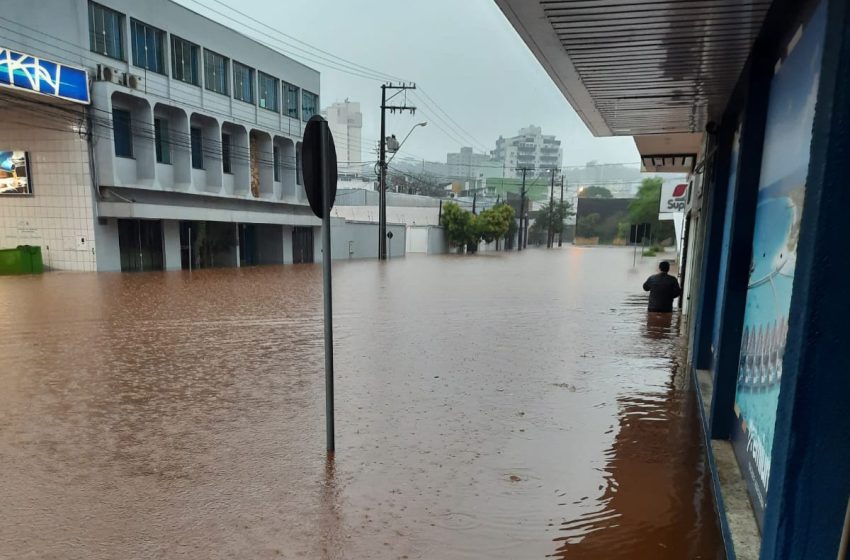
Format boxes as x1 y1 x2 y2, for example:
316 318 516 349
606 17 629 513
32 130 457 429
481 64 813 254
162 220 181 271
93 217 121 272
313 225 323 264
282 226 294 264
761 0 850 556
234 223 241 268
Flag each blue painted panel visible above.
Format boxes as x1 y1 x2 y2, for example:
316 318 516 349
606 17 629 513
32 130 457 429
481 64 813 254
730 0 826 528
711 128 741 366
0 47 89 104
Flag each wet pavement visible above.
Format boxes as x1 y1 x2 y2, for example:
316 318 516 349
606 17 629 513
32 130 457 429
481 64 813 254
0 246 723 559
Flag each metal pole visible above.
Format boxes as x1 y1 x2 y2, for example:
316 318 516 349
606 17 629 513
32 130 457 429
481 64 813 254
558 176 565 247
320 122 335 453
188 226 192 273
137 220 143 272
438 199 442 225
633 224 638 268
378 85 387 260
547 169 556 248
518 168 527 251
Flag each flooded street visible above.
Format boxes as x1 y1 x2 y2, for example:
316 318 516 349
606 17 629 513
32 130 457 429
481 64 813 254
0 247 723 559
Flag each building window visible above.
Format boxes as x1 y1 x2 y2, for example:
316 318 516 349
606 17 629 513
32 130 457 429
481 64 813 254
273 146 280 182
89 1 124 60
131 19 165 74
258 72 278 112
283 82 299 118
222 133 232 174
302 90 318 121
154 118 171 164
171 36 199 85
113 108 132 158
190 127 203 169
204 50 228 95
233 62 254 103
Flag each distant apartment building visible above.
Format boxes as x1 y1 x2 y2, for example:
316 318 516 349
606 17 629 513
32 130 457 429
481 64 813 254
447 147 486 179
0 0 323 271
492 125 563 177
323 99 362 176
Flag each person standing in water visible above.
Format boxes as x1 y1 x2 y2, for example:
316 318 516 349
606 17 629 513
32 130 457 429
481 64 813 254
642 260 682 312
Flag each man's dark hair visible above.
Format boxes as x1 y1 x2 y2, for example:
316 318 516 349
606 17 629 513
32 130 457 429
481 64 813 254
659 261 670 273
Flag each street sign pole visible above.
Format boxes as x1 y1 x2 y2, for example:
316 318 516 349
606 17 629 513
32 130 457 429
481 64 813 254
320 123 335 453
302 116 338 453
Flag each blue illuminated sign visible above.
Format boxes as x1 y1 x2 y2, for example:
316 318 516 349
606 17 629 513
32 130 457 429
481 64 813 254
0 47 89 104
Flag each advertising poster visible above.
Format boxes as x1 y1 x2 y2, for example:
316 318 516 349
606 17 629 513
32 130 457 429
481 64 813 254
0 150 31 194
731 1 826 527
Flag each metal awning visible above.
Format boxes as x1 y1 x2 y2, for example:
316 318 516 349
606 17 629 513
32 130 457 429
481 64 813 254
494 0 771 137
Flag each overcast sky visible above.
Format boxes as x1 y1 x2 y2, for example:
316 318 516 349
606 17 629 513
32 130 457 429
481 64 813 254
176 0 640 167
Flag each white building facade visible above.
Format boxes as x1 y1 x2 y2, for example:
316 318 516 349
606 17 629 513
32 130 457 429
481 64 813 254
492 125 563 178
0 0 323 271
323 100 362 177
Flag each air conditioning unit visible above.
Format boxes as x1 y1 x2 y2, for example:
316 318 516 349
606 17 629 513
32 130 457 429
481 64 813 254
96 64 122 84
125 74 144 90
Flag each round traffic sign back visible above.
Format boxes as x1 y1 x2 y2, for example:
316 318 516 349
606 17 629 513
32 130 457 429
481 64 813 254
302 115 338 219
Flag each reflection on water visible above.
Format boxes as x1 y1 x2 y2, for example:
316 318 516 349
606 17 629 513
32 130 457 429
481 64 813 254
0 247 722 559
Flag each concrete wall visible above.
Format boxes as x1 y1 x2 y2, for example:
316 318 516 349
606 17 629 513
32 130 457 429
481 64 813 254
427 227 447 254
330 219 406 260
282 226 294 264
93 218 121 271
162 219 181 270
0 108 97 271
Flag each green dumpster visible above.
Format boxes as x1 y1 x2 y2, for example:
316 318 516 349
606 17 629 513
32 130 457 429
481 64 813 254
0 245 44 275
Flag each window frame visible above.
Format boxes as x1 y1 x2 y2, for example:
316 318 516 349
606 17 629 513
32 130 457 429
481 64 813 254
154 118 171 165
258 71 279 112
301 90 318 122
190 127 204 170
204 49 229 96
283 82 300 119
232 61 255 104
88 1 125 61
112 108 133 158
222 133 232 174
130 18 166 74
171 35 200 86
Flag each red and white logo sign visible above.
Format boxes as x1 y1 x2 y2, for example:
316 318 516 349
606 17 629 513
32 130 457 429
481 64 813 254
660 181 689 213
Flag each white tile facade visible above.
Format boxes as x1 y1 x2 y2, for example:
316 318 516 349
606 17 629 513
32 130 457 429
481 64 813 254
0 106 97 271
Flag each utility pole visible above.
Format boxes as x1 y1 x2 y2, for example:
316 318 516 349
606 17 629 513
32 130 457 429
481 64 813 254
547 168 557 248
378 82 416 260
558 176 565 247
517 167 529 251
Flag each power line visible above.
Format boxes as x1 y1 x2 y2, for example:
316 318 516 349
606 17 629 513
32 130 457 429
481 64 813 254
1 13 487 170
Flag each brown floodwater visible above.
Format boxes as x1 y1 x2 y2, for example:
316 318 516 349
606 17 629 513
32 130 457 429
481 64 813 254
0 246 723 559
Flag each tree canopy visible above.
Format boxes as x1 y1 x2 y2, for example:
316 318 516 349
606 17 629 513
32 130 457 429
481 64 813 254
628 177 675 243
529 201 575 245
580 186 613 198
441 201 515 252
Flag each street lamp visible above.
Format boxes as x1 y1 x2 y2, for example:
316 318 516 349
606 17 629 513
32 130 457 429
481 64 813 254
386 121 427 167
